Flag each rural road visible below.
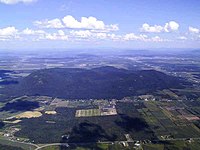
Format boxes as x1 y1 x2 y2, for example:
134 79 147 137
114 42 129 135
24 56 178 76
35 143 69 150
34 137 200 150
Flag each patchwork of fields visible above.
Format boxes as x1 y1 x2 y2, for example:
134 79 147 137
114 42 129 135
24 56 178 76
139 101 200 139
1 96 200 149
75 107 117 117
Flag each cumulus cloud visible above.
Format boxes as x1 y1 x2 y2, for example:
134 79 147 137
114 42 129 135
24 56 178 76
164 21 179 32
0 0 37 4
62 16 105 30
140 24 163 33
45 30 68 40
189 26 199 34
28 28 167 42
34 19 64 29
22 28 45 35
34 15 119 31
69 30 122 41
0 26 18 40
122 33 169 42
123 33 148 41
70 30 106 40
140 21 179 33
0 26 17 36
0 26 171 43
20 28 47 41
70 30 92 38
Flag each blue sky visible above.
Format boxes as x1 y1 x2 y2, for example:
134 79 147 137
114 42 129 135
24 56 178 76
0 0 200 50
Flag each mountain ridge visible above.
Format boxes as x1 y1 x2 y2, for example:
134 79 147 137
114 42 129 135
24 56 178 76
2 66 186 99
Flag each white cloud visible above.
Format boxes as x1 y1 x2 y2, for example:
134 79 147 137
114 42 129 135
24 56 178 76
20 28 47 41
34 19 64 29
45 30 68 41
178 36 187 40
62 16 105 30
21 28 68 41
107 33 121 41
0 26 173 43
140 21 179 33
123 33 148 41
164 21 179 32
70 30 92 38
0 0 36 4
189 26 199 34
0 26 18 40
22 28 45 35
69 30 122 41
140 24 163 33
70 30 122 41
151 36 164 42
34 15 119 31
95 33 108 39
0 26 18 36
122 33 169 42
69 30 169 42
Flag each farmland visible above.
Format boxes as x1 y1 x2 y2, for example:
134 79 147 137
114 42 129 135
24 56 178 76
1 95 200 149
75 104 117 117
143 140 200 150
76 109 101 117
15 111 42 119
0 136 37 150
139 101 200 139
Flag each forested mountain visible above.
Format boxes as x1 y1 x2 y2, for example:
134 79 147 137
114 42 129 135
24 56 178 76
2 67 186 99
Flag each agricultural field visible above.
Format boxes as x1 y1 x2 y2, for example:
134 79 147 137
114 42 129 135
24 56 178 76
76 109 101 117
15 111 42 119
0 137 36 150
75 106 117 117
45 111 57 115
143 140 200 150
139 101 200 139
0 144 23 150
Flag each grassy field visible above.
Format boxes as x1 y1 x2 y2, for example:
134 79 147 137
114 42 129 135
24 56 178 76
0 137 37 150
44 111 57 115
15 111 42 119
143 144 164 150
0 144 23 150
3 120 22 124
40 146 60 150
143 140 200 150
75 109 101 117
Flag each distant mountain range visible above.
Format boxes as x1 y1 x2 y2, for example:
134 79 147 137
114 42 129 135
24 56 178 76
2 66 187 99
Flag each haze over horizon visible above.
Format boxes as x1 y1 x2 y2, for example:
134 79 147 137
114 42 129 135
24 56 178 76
0 0 200 50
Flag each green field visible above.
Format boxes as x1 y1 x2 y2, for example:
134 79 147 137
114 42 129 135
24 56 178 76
140 101 200 139
75 109 101 117
0 144 23 150
143 140 200 150
0 137 37 150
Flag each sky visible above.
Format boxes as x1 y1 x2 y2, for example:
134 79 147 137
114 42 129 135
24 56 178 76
0 0 200 50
